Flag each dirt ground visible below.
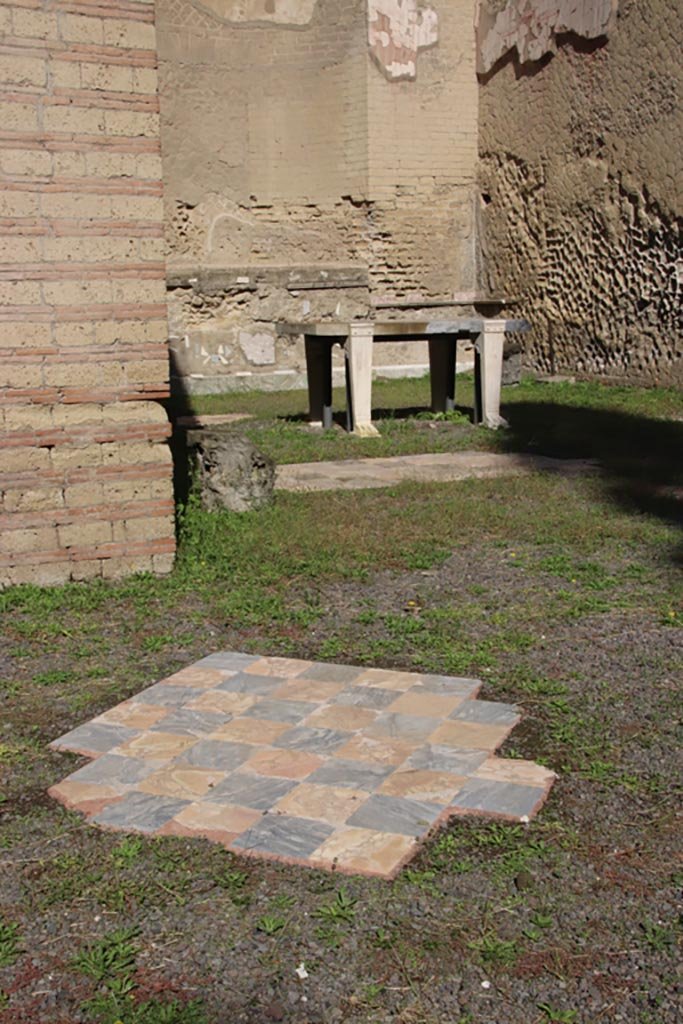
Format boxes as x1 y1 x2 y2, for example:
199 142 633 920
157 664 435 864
1 522 681 1024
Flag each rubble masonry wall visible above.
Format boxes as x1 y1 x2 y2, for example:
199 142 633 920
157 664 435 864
477 0 682 385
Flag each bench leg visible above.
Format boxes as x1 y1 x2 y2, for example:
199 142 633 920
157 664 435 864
428 337 457 413
345 321 378 436
474 319 508 429
305 335 333 429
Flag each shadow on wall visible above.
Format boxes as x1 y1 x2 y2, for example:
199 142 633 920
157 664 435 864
163 347 195 511
499 397 683 564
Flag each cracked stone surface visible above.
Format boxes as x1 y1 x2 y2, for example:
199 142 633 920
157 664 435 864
49 654 556 878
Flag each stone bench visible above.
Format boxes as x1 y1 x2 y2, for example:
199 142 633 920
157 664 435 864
277 314 530 435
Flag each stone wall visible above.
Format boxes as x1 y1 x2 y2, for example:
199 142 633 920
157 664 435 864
157 0 480 394
1 0 176 587
477 0 682 385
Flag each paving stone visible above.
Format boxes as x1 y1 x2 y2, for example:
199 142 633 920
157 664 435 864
274 726 349 755
450 778 547 818
195 652 260 671
311 827 415 876
307 758 394 791
273 783 368 826
149 709 230 736
450 699 519 725
93 792 190 833
347 794 443 836
134 684 202 707
178 740 252 771
368 712 440 742
405 744 489 775
232 813 334 858
205 773 297 810
67 753 159 788
217 674 285 697
49 650 554 878
244 747 322 779
243 699 317 724
300 663 364 684
419 675 481 698
51 722 138 755
334 687 397 709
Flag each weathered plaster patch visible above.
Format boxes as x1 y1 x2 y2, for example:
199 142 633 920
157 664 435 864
368 0 439 81
190 0 317 26
476 0 618 74
239 331 276 365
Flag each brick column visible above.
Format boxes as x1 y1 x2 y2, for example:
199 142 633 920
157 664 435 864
1 0 176 586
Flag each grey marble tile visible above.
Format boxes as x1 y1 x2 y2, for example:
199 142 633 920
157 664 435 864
243 699 316 724
405 744 488 775
178 740 252 770
217 673 283 697
347 795 442 836
307 759 393 792
334 687 396 710
300 663 364 684
134 684 200 707
418 675 481 698
206 773 297 810
149 709 230 736
450 700 519 725
369 712 439 742
274 726 348 755
52 722 137 755
93 792 189 832
195 652 260 671
232 813 333 858
449 779 545 818
67 753 158 787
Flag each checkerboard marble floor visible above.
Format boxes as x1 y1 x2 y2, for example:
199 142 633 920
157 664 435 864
49 653 556 879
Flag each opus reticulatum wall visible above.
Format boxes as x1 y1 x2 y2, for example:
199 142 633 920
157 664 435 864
477 0 682 385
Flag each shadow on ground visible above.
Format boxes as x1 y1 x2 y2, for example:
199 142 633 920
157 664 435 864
499 399 683 563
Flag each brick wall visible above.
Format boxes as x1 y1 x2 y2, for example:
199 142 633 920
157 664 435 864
1 0 176 587
158 0 480 394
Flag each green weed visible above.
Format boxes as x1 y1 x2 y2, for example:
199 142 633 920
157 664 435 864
256 915 286 936
72 926 141 983
315 889 357 924
0 918 21 968
538 1004 578 1023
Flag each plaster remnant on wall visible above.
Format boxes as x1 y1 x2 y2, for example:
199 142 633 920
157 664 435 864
476 0 618 74
239 331 276 365
190 0 317 26
368 0 439 81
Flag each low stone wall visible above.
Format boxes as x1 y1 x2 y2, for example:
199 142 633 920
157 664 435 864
1 0 176 586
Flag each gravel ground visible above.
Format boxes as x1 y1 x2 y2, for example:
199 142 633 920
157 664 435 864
0 541 681 1024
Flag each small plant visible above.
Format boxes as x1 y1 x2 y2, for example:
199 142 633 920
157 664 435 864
214 867 250 904
270 892 296 910
468 932 518 966
372 927 393 949
472 823 523 849
402 867 437 891
111 836 144 868
361 982 384 1006
641 920 675 953
538 1004 578 1023
315 888 357 924
142 634 174 653
0 918 21 968
72 926 141 983
32 669 71 687
256 915 286 936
